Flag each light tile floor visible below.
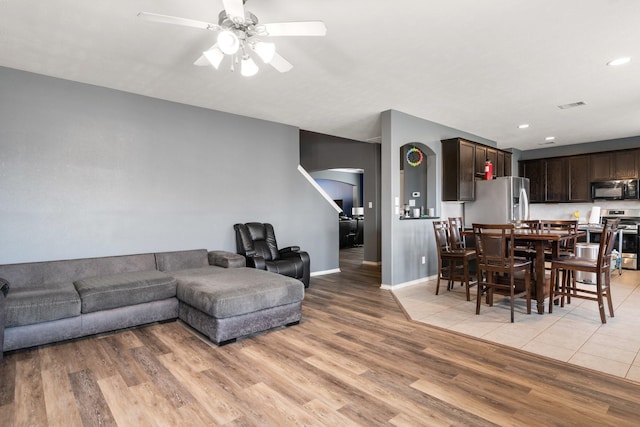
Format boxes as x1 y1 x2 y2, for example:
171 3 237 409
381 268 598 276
393 269 640 382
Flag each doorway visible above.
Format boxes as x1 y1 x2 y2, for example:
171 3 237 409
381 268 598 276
310 168 365 263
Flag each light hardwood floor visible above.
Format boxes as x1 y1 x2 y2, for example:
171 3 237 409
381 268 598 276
1 248 639 426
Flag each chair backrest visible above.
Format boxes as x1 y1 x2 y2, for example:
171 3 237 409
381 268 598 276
433 221 451 251
472 223 516 273
447 217 465 249
518 219 542 230
541 220 578 253
598 219 619 272
234 222 280 261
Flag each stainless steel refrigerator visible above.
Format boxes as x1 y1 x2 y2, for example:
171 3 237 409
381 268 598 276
464 176 530 228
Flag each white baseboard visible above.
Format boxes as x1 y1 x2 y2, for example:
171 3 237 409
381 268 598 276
310 268 341 277
381 274 436 290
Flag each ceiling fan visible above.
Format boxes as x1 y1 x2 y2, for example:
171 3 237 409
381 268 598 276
138 0 327 77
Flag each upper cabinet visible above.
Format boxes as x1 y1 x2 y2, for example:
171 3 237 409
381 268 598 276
504 153 512 176
442 138 476 201
614 150 638 179
590 149 638 180
486 148 498 175
520 148 639 203
568 155 591 202
590 152 612 181
544 157 567 202
474 145 486 180
520 159 543 203
442 138 513 201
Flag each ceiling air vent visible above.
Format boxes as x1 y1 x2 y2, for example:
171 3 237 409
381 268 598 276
558 101 586 109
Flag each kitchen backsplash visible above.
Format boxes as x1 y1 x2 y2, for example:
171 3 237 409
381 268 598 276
529 200 640 223
442 200 640 225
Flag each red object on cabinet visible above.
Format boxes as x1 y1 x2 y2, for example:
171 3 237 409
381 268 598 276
484 160 493 180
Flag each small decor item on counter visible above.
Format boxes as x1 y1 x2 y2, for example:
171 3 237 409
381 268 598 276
428 207 435 217
574 210 587 223
484 159 493 180
413 208 421 218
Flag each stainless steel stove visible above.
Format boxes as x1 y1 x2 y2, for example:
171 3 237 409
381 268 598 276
600 208 640 270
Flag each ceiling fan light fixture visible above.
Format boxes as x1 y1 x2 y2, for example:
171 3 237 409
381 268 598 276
203 46 225 69
241 56 259 77
253 41 276 64
217 30 240 55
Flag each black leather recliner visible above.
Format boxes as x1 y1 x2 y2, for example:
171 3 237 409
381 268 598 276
233 222 310 288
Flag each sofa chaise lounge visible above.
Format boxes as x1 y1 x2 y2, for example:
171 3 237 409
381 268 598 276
0 248 304 355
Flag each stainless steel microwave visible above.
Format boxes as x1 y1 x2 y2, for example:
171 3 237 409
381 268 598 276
591 179 639 200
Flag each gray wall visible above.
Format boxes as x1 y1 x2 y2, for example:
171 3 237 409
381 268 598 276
381 109 496 287
0 67 337 272
300 131 381 264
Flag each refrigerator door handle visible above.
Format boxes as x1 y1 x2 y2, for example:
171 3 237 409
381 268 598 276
519 186 530 220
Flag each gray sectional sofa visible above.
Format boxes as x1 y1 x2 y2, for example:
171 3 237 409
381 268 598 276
0 249 304 355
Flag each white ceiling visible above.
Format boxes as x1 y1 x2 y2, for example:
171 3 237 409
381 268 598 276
1 0 639 151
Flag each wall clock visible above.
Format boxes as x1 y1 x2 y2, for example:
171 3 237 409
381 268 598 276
406 147 424 167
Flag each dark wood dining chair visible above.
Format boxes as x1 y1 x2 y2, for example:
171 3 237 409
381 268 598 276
447 217 467 249
433 221 476 301
472 223 532 322
549 220 619 323
541 219 579 259
513 219 542 259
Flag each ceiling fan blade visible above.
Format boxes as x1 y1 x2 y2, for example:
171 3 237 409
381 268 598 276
137 12 219 31
269 52 293 73
248 41 276 63
194 54 210 67
222 0 245 23
263 21 327 37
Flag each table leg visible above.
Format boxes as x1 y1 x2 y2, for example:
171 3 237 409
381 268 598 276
534 241 546 314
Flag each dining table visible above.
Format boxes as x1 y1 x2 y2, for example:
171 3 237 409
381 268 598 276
464 226 585 314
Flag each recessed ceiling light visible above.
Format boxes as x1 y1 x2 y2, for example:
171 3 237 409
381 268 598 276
545 136 555 141
607 57 631 66
518 124 529 129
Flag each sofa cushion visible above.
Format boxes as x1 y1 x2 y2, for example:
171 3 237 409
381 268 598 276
175 267 304 319
208 251 245 268
74 270 177 313
0 254 157 290
5 282 81 327
155 249 209 272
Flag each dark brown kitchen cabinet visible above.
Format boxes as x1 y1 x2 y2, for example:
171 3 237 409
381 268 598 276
614 150 637 179
590 149 639 180
520 159 543 203
474 145 486 179
442 138 476 201
544 158 567 202
443 138 513 201
486 148 498 175
568 155 591 202
496 151 505 177
520 147 638 204
474 146 499 178
590 152 612 181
